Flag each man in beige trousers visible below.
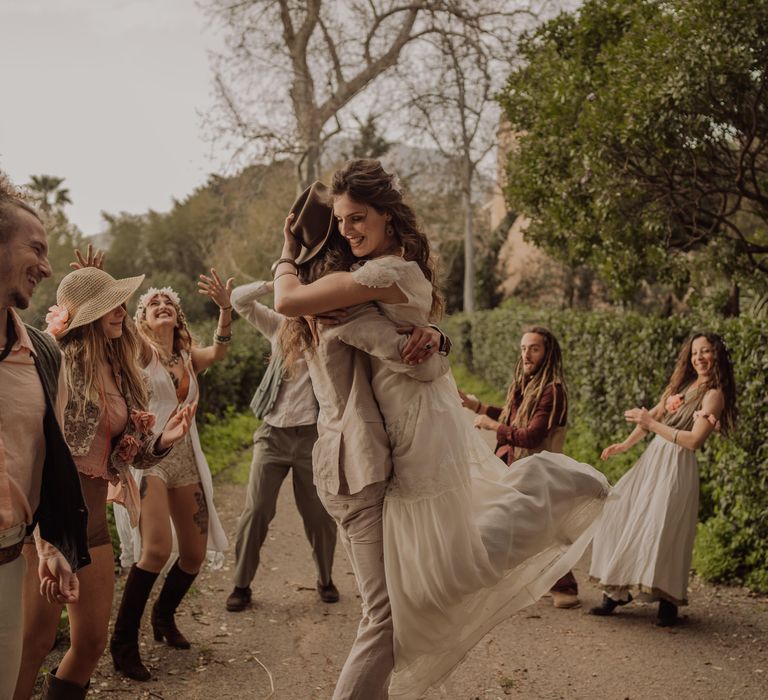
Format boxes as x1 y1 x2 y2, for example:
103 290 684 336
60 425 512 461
307 303 448 700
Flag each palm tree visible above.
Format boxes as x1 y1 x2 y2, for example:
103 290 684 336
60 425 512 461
26 174 72 214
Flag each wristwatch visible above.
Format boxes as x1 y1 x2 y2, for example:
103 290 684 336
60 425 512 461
429 324 452 356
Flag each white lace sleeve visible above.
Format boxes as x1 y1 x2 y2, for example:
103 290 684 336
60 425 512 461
350 256 409 289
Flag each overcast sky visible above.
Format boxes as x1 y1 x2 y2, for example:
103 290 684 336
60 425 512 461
1 0 223 235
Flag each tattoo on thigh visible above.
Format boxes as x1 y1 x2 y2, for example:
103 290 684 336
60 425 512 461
193 491 208 535
140 478 148 500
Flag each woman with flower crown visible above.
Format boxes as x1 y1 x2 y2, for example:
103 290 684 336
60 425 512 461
14 254 193 700
589 332 737 626
108 272 232 682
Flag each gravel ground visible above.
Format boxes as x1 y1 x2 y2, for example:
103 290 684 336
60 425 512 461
33 443 768 700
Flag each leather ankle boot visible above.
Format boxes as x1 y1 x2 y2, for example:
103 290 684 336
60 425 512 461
589 593 633 616
110 565 159 681
656 598 679 627
152 561 197 649
41 667 89 699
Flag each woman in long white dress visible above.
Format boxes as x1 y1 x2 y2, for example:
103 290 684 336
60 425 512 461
274 159 610 699
589 332 736 626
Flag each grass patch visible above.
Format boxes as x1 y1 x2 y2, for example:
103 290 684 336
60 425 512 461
199 409 260 484
499 675 516 694
451 362 506 407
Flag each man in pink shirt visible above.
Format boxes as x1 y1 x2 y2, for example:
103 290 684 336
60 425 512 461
0 178 89 697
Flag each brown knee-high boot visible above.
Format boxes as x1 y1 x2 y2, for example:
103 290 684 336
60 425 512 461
41 667 89 699
110 564 159 681
151 561 197 649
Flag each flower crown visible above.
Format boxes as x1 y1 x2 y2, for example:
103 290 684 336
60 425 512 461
134 286 184 324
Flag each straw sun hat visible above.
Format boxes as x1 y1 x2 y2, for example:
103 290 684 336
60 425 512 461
45 267 145 338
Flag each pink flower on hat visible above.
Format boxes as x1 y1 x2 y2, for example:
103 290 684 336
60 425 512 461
664 393 683 414
45 304 70 337
130 409 156 435
116 434 141 464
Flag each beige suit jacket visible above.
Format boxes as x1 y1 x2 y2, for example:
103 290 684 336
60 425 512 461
308 303 449 495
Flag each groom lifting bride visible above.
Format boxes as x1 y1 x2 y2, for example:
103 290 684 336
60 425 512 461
271 159 610 700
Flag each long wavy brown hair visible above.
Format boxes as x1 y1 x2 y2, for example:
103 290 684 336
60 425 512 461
662 331 737 436
278 229 357 370
499 326 568 431
58 310 148 417
331 159 444 319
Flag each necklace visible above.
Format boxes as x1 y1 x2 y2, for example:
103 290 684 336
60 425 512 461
161 352 181 389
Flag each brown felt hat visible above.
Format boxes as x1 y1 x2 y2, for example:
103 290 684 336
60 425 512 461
290 181 337 265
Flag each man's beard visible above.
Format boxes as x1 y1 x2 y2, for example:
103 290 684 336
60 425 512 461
10 289 30 310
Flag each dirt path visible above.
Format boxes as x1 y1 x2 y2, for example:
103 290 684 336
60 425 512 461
36 448 768 699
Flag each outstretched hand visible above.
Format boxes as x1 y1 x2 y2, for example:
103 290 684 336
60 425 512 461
158 403 197 451
474 414 500 432
198 268 234 309
624 407 652 430
458 389 480 411
70 244 105 270
600 442 627 461
38 551 79 605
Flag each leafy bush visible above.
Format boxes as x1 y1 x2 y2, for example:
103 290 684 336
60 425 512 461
444 305 768 590
198 408 260 482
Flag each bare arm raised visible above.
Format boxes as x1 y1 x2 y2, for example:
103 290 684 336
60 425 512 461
601 398 664 460
273 213 406 316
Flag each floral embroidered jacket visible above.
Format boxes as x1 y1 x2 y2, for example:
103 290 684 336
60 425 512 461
62 361 170 527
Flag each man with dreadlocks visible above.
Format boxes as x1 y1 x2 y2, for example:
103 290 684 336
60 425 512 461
461 326 579 609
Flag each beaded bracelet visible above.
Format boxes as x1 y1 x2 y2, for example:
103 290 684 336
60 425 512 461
214 333 232 344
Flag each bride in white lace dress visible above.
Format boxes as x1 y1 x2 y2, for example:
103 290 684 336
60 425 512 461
274 160 610 699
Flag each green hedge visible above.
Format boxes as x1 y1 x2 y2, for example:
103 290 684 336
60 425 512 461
444 304 768 591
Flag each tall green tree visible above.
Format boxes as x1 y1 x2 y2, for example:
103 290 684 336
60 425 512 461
15 175 84 325
26 174 72 215
499 0 768 303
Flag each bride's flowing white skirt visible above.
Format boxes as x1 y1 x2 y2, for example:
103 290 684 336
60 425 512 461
382 379 610 699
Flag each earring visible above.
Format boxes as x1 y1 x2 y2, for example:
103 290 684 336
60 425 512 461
386 222 395 237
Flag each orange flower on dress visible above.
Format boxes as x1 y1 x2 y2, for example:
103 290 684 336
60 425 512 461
45 305 70 337
116 434 140 463
130 409 156 435
665 393 683 414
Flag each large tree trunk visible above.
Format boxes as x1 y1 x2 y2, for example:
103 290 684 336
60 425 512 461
297 141 321 191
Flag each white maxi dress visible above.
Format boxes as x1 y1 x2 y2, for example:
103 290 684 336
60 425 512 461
589 386 704 605
349 256 611 700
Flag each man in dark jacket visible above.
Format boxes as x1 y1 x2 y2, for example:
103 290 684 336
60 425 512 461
0 178 89 696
